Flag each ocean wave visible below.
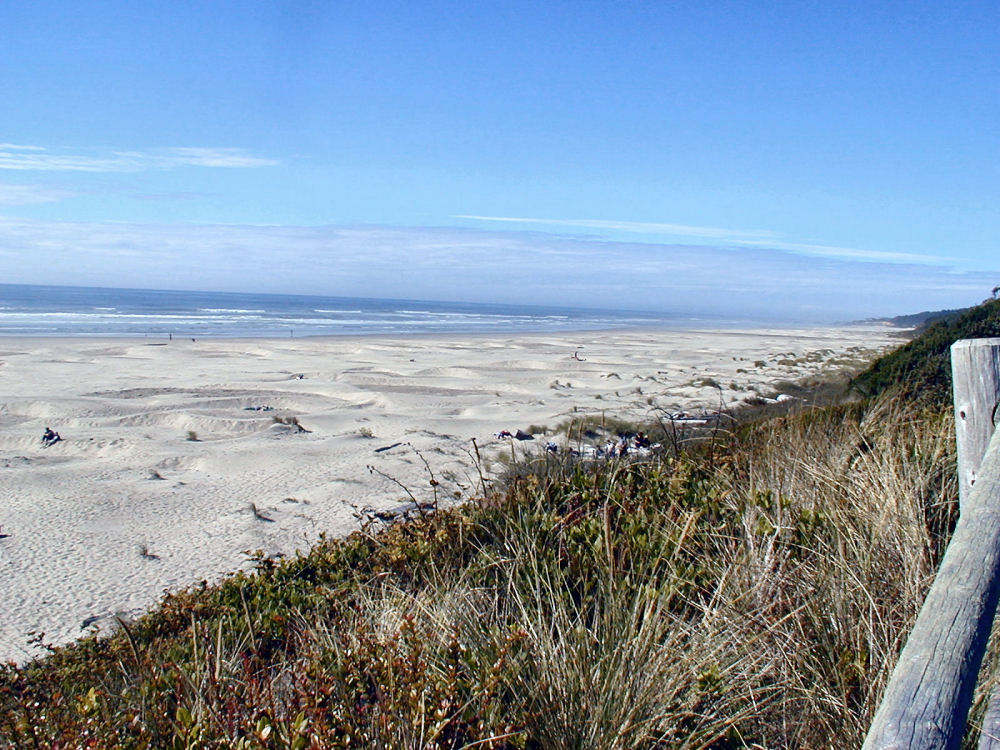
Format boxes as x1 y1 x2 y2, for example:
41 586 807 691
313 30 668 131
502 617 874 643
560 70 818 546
0 284 679 337
197 308 267 314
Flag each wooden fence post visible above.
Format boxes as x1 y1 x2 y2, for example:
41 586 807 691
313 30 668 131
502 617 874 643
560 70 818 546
863 339 1000 749
962 340 1000 749
952 338 1000 507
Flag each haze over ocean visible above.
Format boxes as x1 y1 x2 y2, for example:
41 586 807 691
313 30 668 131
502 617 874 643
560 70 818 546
0 284 724 338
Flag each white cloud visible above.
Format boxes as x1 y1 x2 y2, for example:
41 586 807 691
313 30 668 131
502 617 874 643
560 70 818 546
0 151 124 172
457 214 952 266
150 148 280 168
732 238 953 265
0 184 75 205
0 145 278 172
456 214 774 241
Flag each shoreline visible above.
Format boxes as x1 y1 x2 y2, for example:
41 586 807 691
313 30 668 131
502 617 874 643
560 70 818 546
0 319 902 347
0 324 899 663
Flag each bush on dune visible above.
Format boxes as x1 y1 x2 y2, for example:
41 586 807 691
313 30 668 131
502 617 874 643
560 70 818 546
851 297 1000 408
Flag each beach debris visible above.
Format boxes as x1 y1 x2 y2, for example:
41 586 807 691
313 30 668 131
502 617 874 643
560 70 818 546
0 525 9 539
243 405 274 411
138 543 160 560
81 614 104 629
250 502 274 522
572 349 586 361
80 612 134 633
272 415 310 433
751 394 800 405
660 410 723 425
374 442 404 453
494 429 536 440
363 501 436 524
149 470 166 480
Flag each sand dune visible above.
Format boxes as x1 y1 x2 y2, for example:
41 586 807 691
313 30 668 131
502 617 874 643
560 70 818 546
0 326 899 662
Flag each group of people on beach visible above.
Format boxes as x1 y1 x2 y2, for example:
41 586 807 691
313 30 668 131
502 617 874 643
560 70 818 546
495 427 655 460
593 431 652 459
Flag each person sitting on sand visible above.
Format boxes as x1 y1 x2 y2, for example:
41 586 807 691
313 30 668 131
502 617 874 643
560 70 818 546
41 427 61 447
618 435 629 457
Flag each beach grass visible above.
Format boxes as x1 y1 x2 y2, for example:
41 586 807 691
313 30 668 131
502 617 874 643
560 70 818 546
3 301 999 747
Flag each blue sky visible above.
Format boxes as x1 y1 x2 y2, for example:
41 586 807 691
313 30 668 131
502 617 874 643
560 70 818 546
1 1 998 319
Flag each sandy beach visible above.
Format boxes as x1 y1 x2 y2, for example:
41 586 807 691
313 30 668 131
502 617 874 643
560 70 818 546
0 325 899 663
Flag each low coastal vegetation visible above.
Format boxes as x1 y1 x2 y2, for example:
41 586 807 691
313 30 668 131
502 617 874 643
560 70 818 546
3 300 999 748
851 298 1000 408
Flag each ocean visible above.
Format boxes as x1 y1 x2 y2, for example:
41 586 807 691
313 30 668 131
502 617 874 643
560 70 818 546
0 284 699 338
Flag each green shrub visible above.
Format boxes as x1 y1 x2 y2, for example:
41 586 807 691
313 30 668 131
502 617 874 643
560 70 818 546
852 298 1000 407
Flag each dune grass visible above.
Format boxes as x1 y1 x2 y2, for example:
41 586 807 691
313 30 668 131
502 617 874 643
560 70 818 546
0 383 961 748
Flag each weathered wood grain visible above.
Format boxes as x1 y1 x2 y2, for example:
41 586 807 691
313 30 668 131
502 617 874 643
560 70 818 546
952 338 1000 507
962 341 1000 749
